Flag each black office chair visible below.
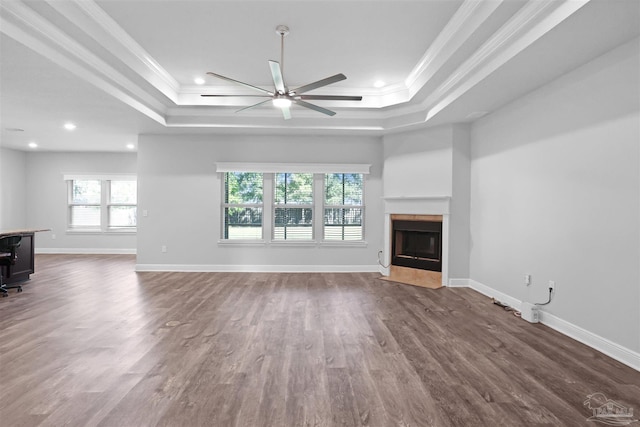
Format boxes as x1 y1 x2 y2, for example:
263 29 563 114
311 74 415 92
0 235 23 297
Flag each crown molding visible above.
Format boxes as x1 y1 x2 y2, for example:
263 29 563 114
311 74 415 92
1 0 596 135
0 0 167 124
404 0 503 97
424 0 591 122
150 0 592 134
47 0 180 102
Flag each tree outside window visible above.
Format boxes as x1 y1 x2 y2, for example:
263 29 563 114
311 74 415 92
274 173 313 240
223 172 263 239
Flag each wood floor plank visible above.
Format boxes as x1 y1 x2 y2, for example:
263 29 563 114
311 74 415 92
1 254 639 427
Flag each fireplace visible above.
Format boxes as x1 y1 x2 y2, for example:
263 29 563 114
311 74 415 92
381 213 445 289
392 220 442 272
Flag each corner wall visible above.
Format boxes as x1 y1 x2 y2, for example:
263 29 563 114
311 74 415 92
382 124 471 280
469 38 640 362
26 151 137 252
0 147 27 230
136 134 384 271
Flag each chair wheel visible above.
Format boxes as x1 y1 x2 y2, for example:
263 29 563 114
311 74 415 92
1 293 7 298
17 287 23 292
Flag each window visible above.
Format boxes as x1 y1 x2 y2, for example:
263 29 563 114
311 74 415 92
67 176 137 232
108 181 137 228
218 163 369 244
69 179 101 229
223 172 263 239
324 173 364 241
274 173 314 240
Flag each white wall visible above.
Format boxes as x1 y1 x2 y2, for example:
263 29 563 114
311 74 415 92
136 134 384 270
382 125 453 197
382 124 471 279
450 125 471 279
0 147 28 230
470 38 640 355
26 151 137 252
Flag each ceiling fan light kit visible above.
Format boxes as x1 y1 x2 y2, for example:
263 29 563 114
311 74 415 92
202 25 362 119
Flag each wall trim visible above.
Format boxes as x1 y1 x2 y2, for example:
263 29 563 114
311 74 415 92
467 278 523 311
456 278 639 372
135 264 380 273
539 311 640 372
447 278 471 287
36 248 136 255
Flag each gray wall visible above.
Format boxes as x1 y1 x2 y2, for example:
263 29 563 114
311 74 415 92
0 147 28 230
382 125 453 197
469 38 640 353
382 124 471 279
27 151 137 252
136 134 384 270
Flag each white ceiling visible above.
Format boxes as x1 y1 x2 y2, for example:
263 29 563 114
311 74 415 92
1 0 638 152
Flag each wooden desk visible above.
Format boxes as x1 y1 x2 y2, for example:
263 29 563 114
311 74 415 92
0 229 49 284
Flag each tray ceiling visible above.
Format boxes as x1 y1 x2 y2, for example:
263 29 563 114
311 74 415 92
1 0 638 151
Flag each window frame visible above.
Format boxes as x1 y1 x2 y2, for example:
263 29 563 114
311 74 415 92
67 179 102 231
217 164 369 246
221 172 265 241
65 175 137 234
106 180 138 231
322 173 365 242
272 172 315 242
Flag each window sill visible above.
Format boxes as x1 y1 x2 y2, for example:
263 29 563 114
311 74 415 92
320 240 368 248
66 229 136 235
217 239 368 248
269 240 317 247
218 239 267 246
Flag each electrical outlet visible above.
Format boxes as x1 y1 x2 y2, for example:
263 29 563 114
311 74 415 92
548 280 556 292
524 274 531 286
161 245 167 253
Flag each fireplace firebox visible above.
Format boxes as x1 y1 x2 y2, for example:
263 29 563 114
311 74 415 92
392 220 442 272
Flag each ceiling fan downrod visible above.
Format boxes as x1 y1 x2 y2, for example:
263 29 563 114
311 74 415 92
275 25 289 93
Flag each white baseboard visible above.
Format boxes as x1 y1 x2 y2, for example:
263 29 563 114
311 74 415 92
467 278 523 311
135 264 381 273
539 310 640 372
452 278 639 372
447 278 471 288
36 248 136 255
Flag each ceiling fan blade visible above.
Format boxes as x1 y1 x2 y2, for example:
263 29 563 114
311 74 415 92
291 74 346 95
236 99 272 113
294 100 336 116
201 94 271 97
206 72 273 95
268 60 286 94
299 95 362 101
281 105 292 120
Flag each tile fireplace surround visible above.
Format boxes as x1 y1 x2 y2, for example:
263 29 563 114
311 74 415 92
381 196 451 287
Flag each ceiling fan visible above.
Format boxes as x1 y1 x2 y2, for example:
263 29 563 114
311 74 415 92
201 25 362 119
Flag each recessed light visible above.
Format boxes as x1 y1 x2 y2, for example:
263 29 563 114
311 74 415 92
28 142 38 149
6 127 25 132
373 80 385 88
194 77 205 85
64 122 77 131
126 144 135 150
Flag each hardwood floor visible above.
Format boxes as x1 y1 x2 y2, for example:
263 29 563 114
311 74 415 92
1 254 638 426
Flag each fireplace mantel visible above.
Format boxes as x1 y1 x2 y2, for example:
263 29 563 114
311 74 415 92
382 195 451 215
